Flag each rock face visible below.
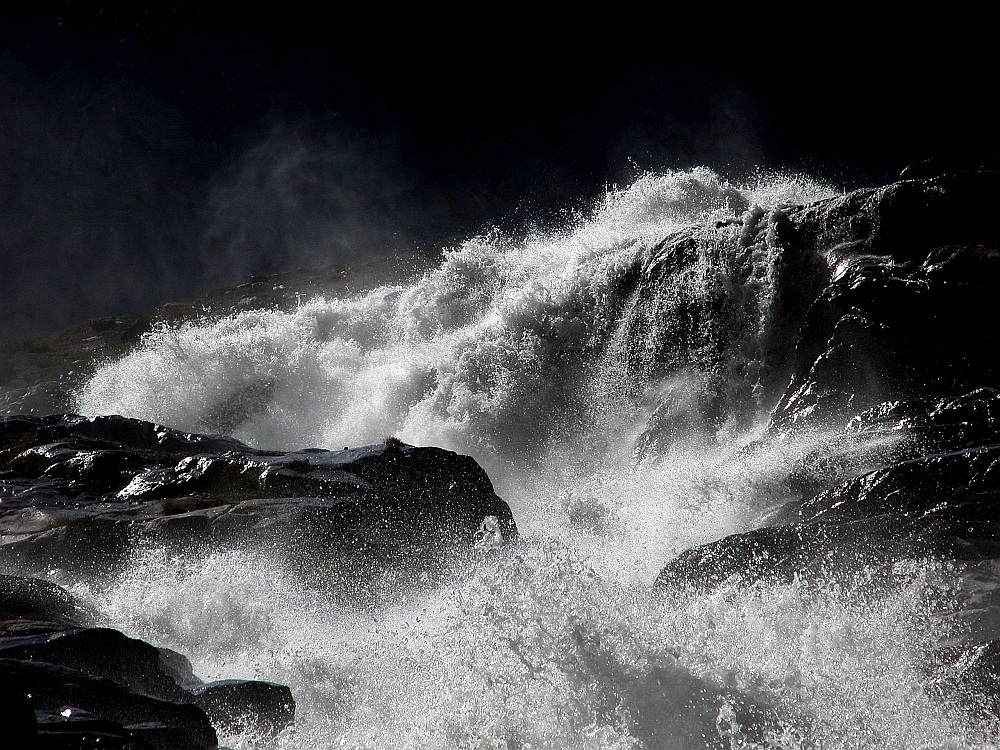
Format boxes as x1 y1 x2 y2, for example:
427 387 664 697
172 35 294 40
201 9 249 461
654 169 1000 716
658 170 1000 585
0 414 516 747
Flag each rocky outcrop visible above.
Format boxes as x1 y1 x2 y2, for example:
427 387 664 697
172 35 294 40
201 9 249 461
654 170 1000 722
623 170 1000 460
761 171 1000 433
0 573 293 750
657 171 1000 593
0 413 516 746
0 414 517 578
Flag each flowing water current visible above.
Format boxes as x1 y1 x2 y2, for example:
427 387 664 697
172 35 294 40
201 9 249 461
68 169 996 748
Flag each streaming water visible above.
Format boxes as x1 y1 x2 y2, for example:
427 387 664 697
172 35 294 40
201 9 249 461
70 169 996 748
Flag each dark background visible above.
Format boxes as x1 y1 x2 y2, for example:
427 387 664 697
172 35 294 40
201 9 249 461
2 2 995 338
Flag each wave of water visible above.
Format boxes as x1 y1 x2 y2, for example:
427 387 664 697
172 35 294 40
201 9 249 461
71 168 996 748
73 543 977 750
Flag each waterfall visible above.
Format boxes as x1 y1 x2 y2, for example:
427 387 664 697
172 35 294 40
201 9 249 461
69 168 984 748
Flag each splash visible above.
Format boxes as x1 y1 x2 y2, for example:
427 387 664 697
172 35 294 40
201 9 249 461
70 542 980 749
75 168 835 480
71 168 992 748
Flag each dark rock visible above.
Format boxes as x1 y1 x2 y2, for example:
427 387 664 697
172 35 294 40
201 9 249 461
768 244 1000 434
0 414 517 577
34 710 154 749
0 573 84 634
899 158 980 181
769 171 1000 269
655 525 804 592
658 439 1000 594
0 627 193 703
0 572 297 750
188 679 294 740
0 417 510 746
1 657 217 750
0 679 38 745
653 173 1000 682
156 648 202 689
0 413 253 461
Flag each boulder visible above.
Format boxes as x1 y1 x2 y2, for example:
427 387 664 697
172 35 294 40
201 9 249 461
0 627 194 703
0 573 297 750
1 657 217 750
188 680 295 740
0 414 517 577
0 573 84 634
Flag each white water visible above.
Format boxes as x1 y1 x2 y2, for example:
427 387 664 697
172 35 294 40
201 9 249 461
71 169 997 748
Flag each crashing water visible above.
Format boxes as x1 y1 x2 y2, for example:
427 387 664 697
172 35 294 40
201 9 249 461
70 168 995 748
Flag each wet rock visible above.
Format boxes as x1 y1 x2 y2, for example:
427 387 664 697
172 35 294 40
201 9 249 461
655 172 1000 689
0 627 193 703
0 414 514 747
188 680 295 741
34 710 155 749
768 244 1000 435
0 413 252 461
1 658 217 750
0 573 84 634
0 573 296 750
0 415 517 576
658 439 1000 590
748 172 1000 437
768 170 1000 270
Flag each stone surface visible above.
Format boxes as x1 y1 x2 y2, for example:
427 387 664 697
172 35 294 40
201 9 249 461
188 680 295 739
0 413 517 746
0 414 517 577
2 656 217 750
0 573 297 750
652 168 1000 723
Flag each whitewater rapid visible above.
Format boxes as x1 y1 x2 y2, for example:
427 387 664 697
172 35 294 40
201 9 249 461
71 169 994 748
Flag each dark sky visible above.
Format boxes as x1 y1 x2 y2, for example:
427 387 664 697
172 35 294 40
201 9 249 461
2 2 995 337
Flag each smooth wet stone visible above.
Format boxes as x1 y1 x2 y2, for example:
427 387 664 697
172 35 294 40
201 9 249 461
765 245 1000 435
1 658 217 750
0 627 193 703
658 437 1000 590
0 573 83 634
